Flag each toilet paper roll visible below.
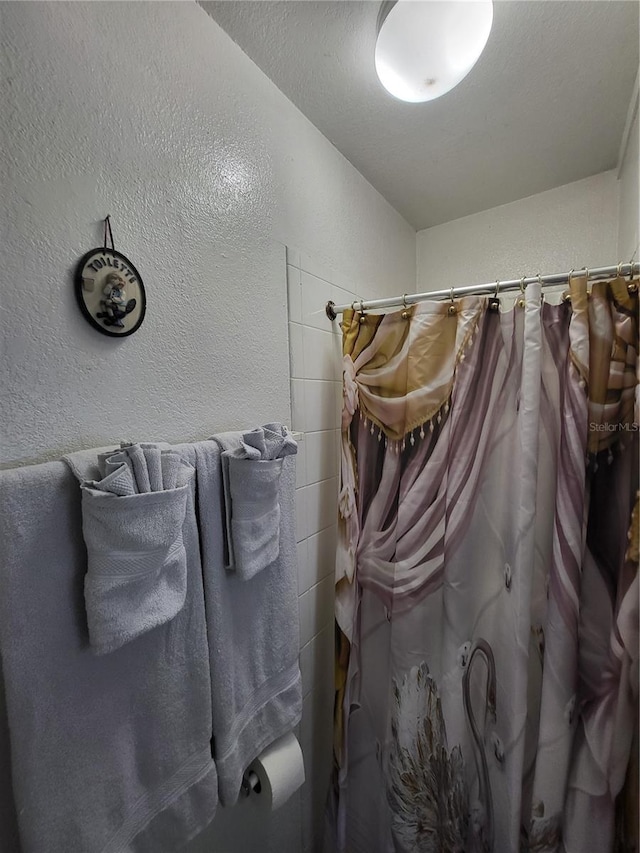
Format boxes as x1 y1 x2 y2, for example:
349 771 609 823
246 732 305 811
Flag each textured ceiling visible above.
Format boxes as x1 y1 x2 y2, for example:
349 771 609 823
201 1 639 230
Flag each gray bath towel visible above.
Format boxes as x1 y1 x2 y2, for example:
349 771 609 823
0 458 217 853
226 455 283 579
217 425 298 580
66 444 193 654
193 432 302 805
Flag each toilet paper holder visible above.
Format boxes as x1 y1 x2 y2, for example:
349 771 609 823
240 769 262 798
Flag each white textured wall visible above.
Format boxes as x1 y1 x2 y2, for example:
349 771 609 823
416 171 619 292
617 109 639 261
0 0 414 469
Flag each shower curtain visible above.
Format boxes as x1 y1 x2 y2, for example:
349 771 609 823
331 277 638 853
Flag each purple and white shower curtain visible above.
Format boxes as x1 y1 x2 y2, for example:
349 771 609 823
331 276 638 853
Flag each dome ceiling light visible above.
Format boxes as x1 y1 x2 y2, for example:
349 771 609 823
375 0 494 103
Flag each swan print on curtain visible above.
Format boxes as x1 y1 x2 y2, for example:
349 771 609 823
330 277 638 853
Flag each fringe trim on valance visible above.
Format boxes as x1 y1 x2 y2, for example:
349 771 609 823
358 392 452 454
349 306 483 450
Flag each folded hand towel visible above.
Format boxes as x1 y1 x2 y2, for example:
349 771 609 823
95 443 177 493
193 431 302 805
161 450 183 490
69 444 194 655
241 423 298 460
215 425 298 580
223 456 283 580
140 444 163 491
0 456 217 853
64 442 173 488
98 449 138 494
125 443 152 493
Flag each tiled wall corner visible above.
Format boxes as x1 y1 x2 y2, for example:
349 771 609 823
286 245 369 853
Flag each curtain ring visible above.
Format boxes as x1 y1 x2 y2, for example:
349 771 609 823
489 280 500 312
617 261 623 278
402 293 410 320
447 287 457 315
517 276 526 308
359 299 366 324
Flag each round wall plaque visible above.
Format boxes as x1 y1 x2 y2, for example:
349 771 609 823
75 248 146 337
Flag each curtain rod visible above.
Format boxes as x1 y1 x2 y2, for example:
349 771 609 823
324 262 640 320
